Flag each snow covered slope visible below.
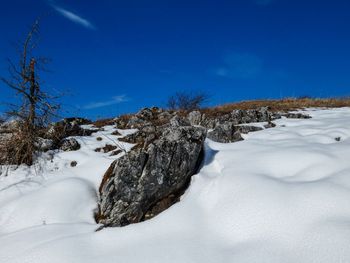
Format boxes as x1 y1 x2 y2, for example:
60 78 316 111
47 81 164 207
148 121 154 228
1 108 350 263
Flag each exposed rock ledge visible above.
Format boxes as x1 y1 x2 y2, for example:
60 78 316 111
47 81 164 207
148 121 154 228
97 124 206 227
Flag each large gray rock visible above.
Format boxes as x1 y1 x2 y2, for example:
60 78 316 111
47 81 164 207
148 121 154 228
35 138 54 152
187 111 202 126
207 123 263 143
230 107 271 124
59 138 80 151
207 122 243 143
119 115 191 148
189 107 274 129
97 125 207 227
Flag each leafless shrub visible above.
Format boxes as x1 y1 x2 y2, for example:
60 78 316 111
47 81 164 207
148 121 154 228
167 91 209 111
0 18 61 166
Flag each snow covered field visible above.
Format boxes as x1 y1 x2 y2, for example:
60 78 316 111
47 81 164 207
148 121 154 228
1 108 350 263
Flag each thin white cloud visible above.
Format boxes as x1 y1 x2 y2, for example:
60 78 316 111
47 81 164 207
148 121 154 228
83 95 129 110
52 5 96 30
214 51 289 80
215 52 263 79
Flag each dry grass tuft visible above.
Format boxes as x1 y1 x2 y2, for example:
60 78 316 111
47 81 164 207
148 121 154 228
1 125 36 166
92 118 115 128
202 97 350 117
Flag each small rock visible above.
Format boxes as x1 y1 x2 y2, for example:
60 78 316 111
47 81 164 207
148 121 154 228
111 130 121 136
264 121 276 128
95 144 118 153
283 113 311 119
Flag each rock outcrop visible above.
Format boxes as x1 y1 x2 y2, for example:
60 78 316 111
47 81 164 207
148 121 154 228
122 107 175 129
45 118 95 146
93 105 312 228
189 107 273 129
97 125 207 227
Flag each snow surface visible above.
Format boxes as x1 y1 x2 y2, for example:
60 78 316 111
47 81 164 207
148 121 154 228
1 108 350 262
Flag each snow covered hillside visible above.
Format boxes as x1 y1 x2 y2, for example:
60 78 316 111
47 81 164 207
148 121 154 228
1 108 350 263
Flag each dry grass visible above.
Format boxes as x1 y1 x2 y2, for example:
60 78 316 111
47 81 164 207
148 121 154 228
92 118 115 128
201 97 350 116
1 126 36 166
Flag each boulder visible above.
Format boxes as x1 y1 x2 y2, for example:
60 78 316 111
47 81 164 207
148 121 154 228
187 111 202 126
207 122 243 143
35 138 54 152
119 115 190 148
59 138 80 151
231 107 271 124
97 125 207 227
207 122 264 143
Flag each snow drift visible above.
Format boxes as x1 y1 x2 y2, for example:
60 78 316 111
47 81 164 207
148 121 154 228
0 108 350 262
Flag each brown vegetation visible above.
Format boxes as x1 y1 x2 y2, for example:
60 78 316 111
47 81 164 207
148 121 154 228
201 97 350 117
92 118 115 128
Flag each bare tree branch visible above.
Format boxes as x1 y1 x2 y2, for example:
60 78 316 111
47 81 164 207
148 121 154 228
1 18 62 166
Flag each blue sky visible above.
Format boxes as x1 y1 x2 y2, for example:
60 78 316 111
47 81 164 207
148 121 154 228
1 0 350 119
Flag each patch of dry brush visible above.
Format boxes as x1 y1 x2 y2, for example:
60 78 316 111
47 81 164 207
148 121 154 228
201 97 350 117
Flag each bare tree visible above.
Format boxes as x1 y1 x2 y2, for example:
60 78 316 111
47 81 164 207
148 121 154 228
167 91 209 111
1 18 60 166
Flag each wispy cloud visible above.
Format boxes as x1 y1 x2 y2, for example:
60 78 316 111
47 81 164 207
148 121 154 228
255 0 273 6
215 52 263 79
52 5 96 30
83 95 128 109
214 51 289 81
